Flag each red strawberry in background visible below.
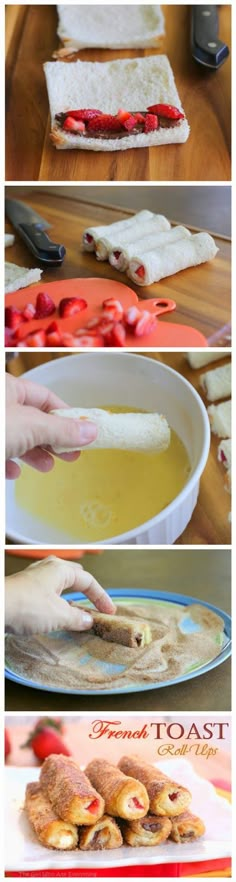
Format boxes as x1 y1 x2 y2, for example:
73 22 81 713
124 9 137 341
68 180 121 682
35 717 65 734
5 729 11 761
22 723 71 762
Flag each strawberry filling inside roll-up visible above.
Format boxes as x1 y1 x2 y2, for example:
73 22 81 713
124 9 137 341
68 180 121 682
40 755 105 825
85 759 149 819
118 756 191 817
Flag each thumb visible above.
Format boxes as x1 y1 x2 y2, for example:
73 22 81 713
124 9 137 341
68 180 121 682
30 409 97 452
61 602 94 632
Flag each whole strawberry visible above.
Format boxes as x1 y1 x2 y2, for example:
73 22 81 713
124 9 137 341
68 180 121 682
22 723 71 762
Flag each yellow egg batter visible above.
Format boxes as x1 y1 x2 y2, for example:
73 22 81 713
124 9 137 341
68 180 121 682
15 405 190 541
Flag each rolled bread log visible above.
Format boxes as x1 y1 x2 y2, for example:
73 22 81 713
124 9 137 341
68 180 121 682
50 407 170 454
187 352 227 369
200 363 231 402
109 225 191 272
96 215 170 261
128 232 218 286
82 211 155 253
208 400 231 438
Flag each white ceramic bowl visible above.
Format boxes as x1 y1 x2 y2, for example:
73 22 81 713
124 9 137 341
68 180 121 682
6 353 210 545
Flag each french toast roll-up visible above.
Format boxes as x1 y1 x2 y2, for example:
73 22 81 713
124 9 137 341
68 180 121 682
40 755 104 825
170 811 205 843
73 604 152 648
79 814 123 850
85 759 149 819
118 756 191 817
122 814 172 847
25 783 78 850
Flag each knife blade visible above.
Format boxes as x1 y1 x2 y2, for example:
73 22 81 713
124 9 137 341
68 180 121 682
5 199 66 266
191 5 229 69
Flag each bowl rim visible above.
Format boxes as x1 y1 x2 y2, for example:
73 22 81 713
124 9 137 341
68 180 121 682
6 353 211 545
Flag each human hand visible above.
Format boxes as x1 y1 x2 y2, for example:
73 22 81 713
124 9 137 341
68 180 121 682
5 556 116 635
6 374 97 478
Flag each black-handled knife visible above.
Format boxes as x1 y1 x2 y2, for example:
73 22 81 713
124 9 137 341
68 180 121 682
5 199 66 266
191 5 229 69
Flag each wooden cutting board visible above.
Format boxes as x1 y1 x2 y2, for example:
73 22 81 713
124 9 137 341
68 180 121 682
5 192 231 341
5 5 231 182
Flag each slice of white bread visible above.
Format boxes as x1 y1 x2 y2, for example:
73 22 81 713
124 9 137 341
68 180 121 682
56 5 165 52
128 232 218 286
218 439 231 470
96 215 170 261
83 211 155 253
187 352 227 369
207 400 231 438
109 225 191 272
5 234 15 247
5 262 42 294
44 56 189 152
50 407 170 454
200 363 231 402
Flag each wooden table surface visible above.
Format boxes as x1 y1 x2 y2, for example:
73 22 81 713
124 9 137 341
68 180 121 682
5 5 231 182
5 191 231 340
6 350 231 547
5 548 231 712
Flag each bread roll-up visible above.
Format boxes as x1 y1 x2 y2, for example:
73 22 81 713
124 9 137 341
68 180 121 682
118 756 191 817
71 605 152 648
85 759 149 819
96 215 170 261
122 814 171 847
79 814 123 850
170 811 205 843
50 408 170 454
218 438 231 469
25 783 78 850
187 352 227 369
109 226 191 272
82 211 154 252
200 363 231 402
40 755 104 825
208 400 231 438
128 232 218 286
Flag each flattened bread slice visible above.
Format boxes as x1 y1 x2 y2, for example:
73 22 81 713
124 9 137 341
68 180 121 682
72 604 152 648
44 55 189 152
5 262 42 294
56 5 165 53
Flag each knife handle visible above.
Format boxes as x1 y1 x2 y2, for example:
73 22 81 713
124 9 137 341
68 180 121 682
192 5 229 68
19 223 66 265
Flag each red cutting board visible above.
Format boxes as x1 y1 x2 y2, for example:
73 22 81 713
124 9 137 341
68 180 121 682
5 277 207 347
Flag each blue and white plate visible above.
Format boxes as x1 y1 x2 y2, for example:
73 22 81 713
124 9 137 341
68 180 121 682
5 589 231 695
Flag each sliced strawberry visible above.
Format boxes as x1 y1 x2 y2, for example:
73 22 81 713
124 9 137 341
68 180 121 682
63 117 85 133
102 298 124 322
46 330 62 346
123 115 138 131
46 320 60 334
147 103 184 120
87 798 100 814
64 109 103 122
134 112 145 123
125 306 142 327
25 329 46 347
116 108 131 124
84 232 93 244
12 324 30 343
86 316 100 329
61 332 79 347
96 319 115 337
5 306 22 329
76 333 104 348
144 113 158 133
135 265 145 279
5 328 13 346
59 297 87 318
134 311 157 337
35 291 56 319
22 303 36 321
105 322 126 347
87 114 123 133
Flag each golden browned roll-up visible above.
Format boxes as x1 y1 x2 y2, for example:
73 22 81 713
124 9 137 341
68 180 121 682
85 759 149 819
40 754 104 825
170 811 205 843
118 756 191 817
79 814 123 850
122 814 172 847
25 782 78 850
